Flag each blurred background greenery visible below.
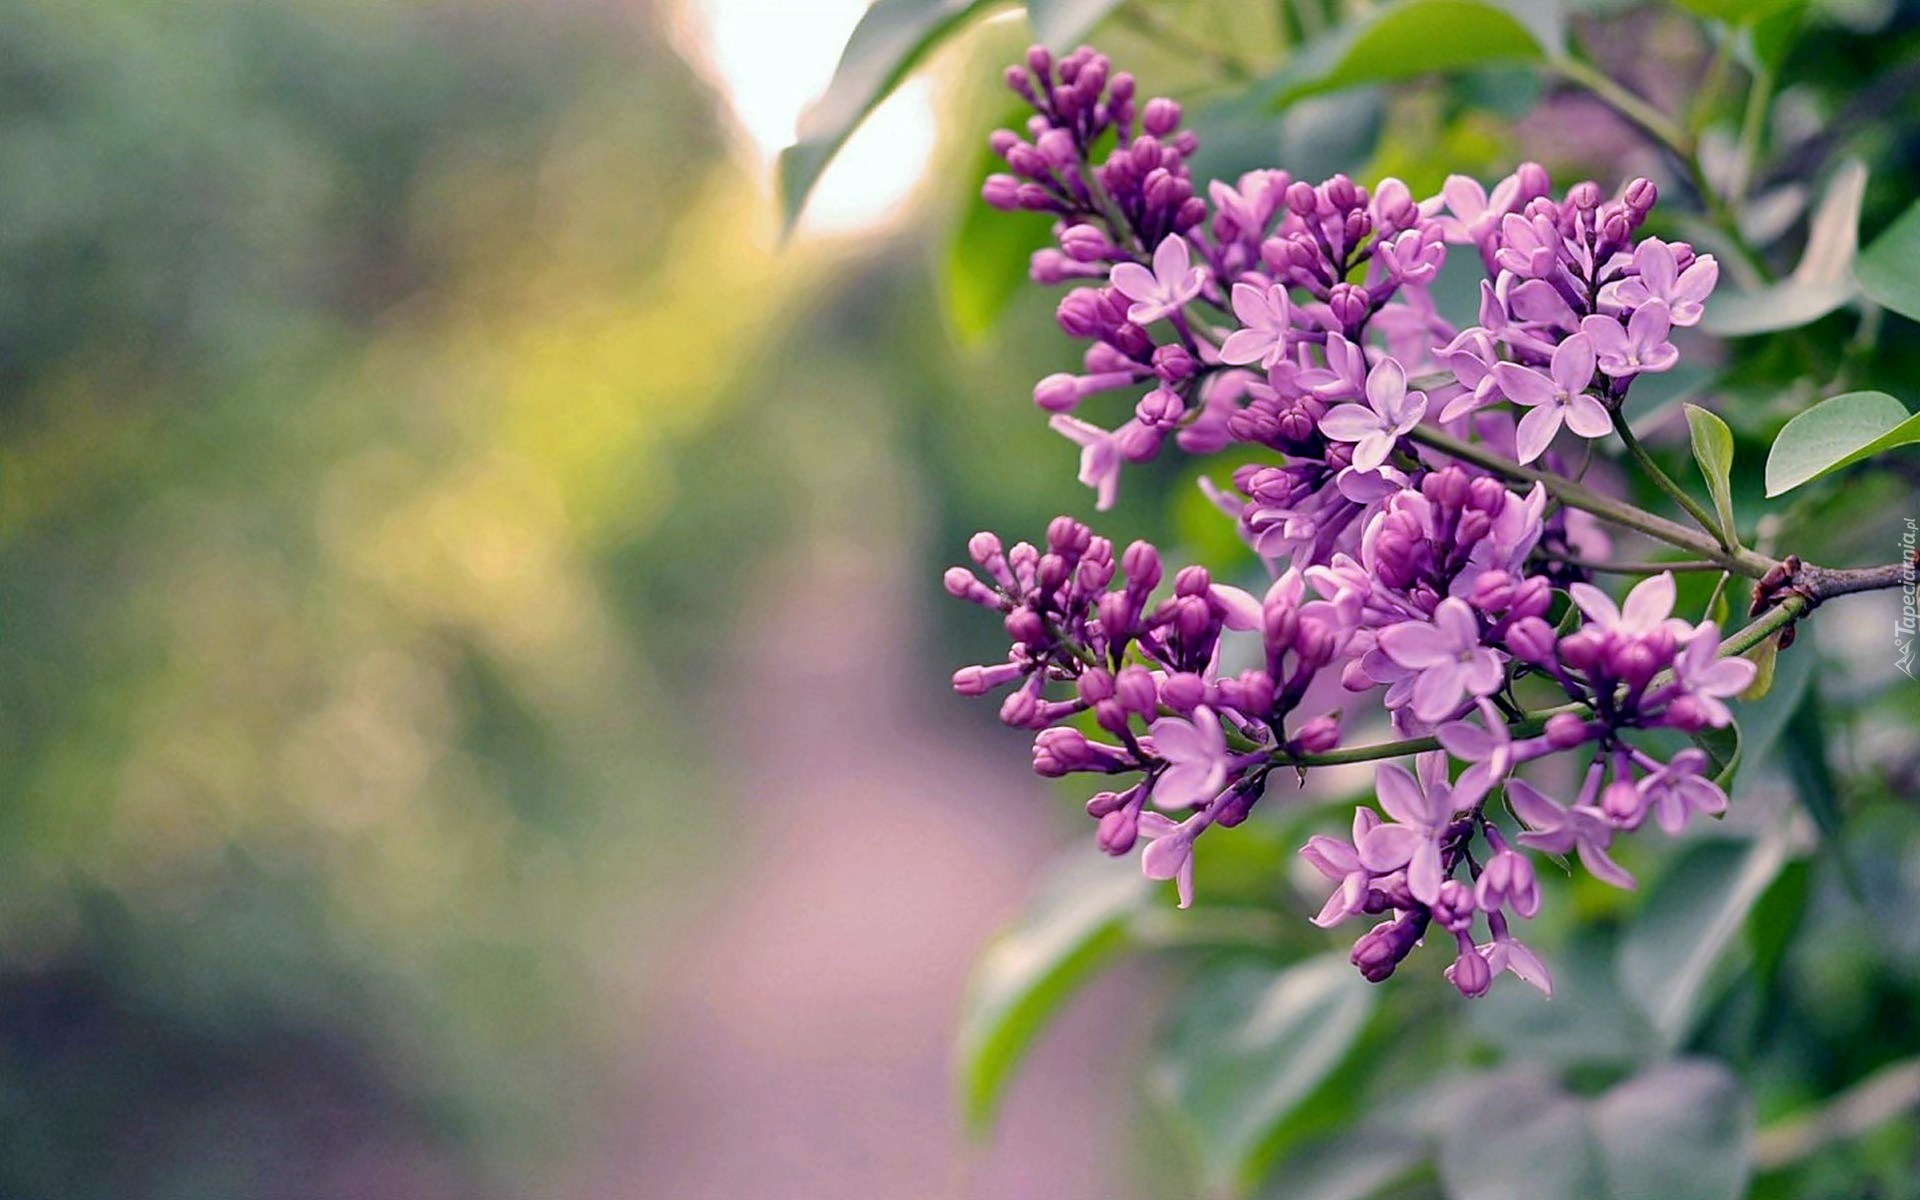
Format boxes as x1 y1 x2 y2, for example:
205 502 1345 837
3 0 1920 1196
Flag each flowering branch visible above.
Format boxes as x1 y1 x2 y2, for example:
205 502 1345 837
951 43 1913 999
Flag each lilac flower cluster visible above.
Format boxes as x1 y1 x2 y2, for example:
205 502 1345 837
948 46 1751 998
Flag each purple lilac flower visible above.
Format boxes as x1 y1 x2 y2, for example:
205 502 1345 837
1492 332 1612 464
948 44 1764 998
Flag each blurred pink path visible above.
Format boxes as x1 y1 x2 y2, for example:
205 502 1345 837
566 540 1144 1198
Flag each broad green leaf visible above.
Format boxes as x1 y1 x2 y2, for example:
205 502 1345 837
1616 833 1792 1050
1764 389 1920 496
1255 1128 1426 1200
1154 955 1375 1195
778 0 1003 231
1025 0 1123 48
1748 857 1812 982
1262 0 1551 109
1703 159 1866 335
1854 197 1920 324
1587 1061 1752 1200
942 118 1051 343
1440 1068 1605 1200
1442 1062 1751 1200
1684 403 1739 548
955 851 1149 1133
1780 686 1843 838
1676 0 1803 23
1740 633 1778 700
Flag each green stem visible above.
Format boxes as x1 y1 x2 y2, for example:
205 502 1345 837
1610 408 1735 551
1544 554 1728 575
1404 423 1776 577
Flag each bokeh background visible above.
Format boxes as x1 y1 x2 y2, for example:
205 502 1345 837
4 1 1919 1197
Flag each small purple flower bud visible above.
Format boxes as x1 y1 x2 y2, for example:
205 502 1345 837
1329 282 1370 330
1005 608 1048 647
1136 386 1185 428
1034 372 1081 412
1296 714 1340 753
1055 288 1102 337
1116 419 1163 462
1078 667 1116 704
1173 565 1211 598
1122 540 1162 592
1507 576 1552 620
982 174 1022 210
1663 694 1711 732
1005 143 1048 177
1424 466 1470 508
1172 594 1213 641
1545 712 1593 748
1624 176 1658 215
1152 343 1196 381
1602 777 1645 827
1506 616 1558 665
1324 174 1358 211
1557 628 1605 672
1568 180 1601 211
1035 128 1077 168
1160 671 1206 713
1446 937 1493 998
952 662 1022 695
1351 912 1425 983
1096 807 1139 854
1468 570 1515 613
1142 97 1180 136
1059 222 1111 262
1025 45 1052 77
1086 790 1126 818
1433 880 1478 933
1285 180 1318 216
1115 665 1158 717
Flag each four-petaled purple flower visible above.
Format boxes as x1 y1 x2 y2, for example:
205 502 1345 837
1613 238 1717 327
1582 300 1678 377
1507 777 1636 890
1492 332 1612 464
1300 806 1381 927
1359 753 1455 905
1110 234 1206 325
1220 282 1293 369
1319 357 1426 471
1148 705 1229 809
1377 597 1505 723
1638 747 1729 834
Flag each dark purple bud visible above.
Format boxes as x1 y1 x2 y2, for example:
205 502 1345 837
1568 180 1601 211
1160 671 1206 713
1351 913 1426 983
1433 880 1478 933
1142 97 1180 136
1624 176 1658 216
1557 628 1605 672
1466 475 1509 513
1096 808 1139 855
1515 161 1552 201
1506 615 1557 665
1324 174 1358 211
1296 713 1340 753
1136 386 1184 428
1343 210 1372 246
1175 195 1207 229
1329 282 1370 331
1507 575 1552 620
1152 343 1196 382
952 662 1022 695
1173 565 1212 598
1116 419 1163 462
1285 180 1319 216
1036 127 1079 168
1123 540 1162 592
1006 143 1048 177
1456 511 1493 546
1003 65 1036 101
1545 712 1593 748
1059 223 1111 262
1468 570 1515 613
1085 789 1126 818
989 129 1021 158
983 174 1022 210
1048 515 1091 555
1015 183 1057 212
1424 466 1470 508
1447 937 1493 998
1110 72 1134 103
1026 45 1053 77
1115 665 1158 717
1005 608 1048 647
1664 694 1711 732
1056 289 1102 337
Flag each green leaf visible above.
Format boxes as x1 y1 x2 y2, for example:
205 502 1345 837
777 0 1003 231
1693 719 1742 789
1587 1061 1753 1200
941 118 1051 343
1676 0 1803 24
1764 389 1920 496
1683 403 1739 548
1441 1062 1751 1200
1616 833 1792 1051
1025 0 1123 48
1855 197 1920 324
1740 632 1778 700
1154 955 1375 1195
1780 685 1843 838
1703 159 1866 336
1262 0 1552 109
1255 1128 1426 1200
954 851 1149 1133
